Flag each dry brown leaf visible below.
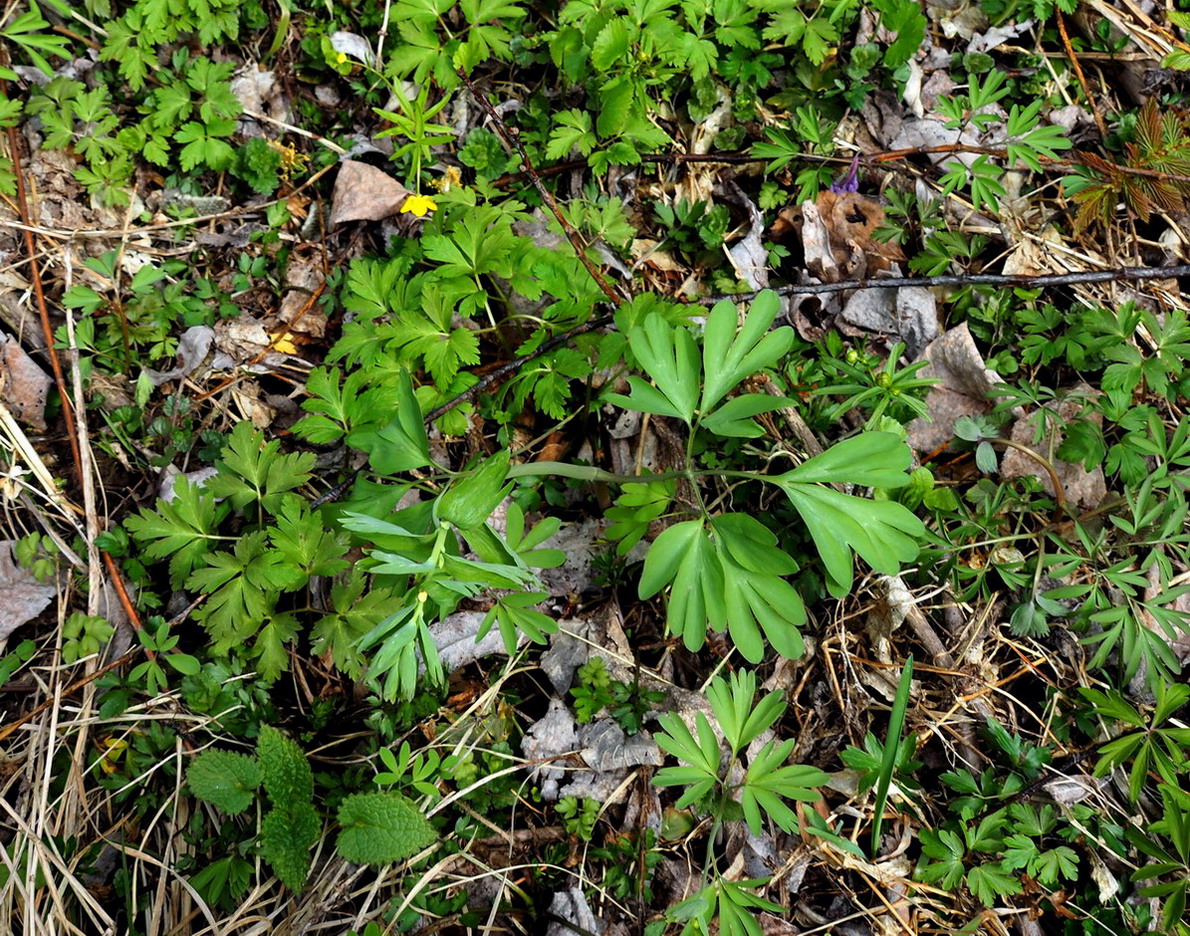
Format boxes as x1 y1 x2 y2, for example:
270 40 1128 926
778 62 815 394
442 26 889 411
0 540 55 640
775 192 905 283
906 323 1004 453
0 333 51 431
276 247 327 337
328 160 412 225
1000 384 1107 509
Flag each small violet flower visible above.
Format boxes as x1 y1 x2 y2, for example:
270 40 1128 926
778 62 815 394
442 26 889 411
829 155 861 194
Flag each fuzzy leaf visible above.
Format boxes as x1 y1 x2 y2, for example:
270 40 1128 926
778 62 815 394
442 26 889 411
336 792 437 865
257 725 313 807
186 750 262 815
260 807 319 891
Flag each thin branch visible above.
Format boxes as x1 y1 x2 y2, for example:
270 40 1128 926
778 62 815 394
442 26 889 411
702 263 1190 305
456 69 626 308
1 74 83 479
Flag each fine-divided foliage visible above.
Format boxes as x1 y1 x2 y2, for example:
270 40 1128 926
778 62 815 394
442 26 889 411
17 0 1190 928
654 671 829 933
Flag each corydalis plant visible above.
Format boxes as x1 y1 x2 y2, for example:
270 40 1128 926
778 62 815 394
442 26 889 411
610 291 924 660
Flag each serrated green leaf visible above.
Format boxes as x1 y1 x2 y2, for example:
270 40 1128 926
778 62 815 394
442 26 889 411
187 750 262 814
260 806 319 891
336 792 437 864
348 369 432 473
125 476 227 588
257 725 314 807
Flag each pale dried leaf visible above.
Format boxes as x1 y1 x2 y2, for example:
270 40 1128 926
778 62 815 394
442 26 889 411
521 699 578 800
578 720 663 772
906 323 1004 452
329 161 411 225
277 251 327 337
0 333 50 430
144 326 214 387
727 190 770 291
546 889 599 936
1043 775 1104 805
967 18 1033 54
927 0 988 40
430 610 514 675
0 540 55 639
329 31 373 65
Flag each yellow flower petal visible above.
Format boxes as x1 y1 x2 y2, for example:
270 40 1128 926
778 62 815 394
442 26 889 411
268 330 299 355
400 194 438 217
335 52 347 64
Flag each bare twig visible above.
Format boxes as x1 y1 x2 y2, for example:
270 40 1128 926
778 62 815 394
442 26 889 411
456 69 626 308
1056 11 1109 140
1 75 83 479
702 262 1190 304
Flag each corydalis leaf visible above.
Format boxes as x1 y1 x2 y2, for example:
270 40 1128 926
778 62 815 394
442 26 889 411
775 433 923 596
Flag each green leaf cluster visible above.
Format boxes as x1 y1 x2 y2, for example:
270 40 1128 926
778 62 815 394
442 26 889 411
653 670 829 835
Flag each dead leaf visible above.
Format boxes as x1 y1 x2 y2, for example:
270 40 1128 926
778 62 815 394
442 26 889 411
329 160 412 225
927 0 988 40
0 539 56 640
726 187 770 291
632 238 685 273
521 698 578 800
777 192 906 284
431 610 514 675
276 248 327 337
329 31 373 65
144 326 214 387
546 889 599 936
578 720 663 772
1000 384 1107 509
0 333 51 430
906 323 1004 453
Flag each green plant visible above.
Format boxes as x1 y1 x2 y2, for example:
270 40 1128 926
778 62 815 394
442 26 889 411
668 876 786 936
14 531 58 582
814 340 935 427
570 657 663 733
1082 683 1190 803
188 726 437 890
652 671 828 935
62 251 208 373
653 198 731 255
556 795 600 841
866 655 914 854
932 70 1070 213
1130 782 1190 935
654 670 828 835
61 612 115 665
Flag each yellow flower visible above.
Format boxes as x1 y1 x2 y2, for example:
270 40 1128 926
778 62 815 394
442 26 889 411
335 51 347 64
400 194 438 217
433 166 462 193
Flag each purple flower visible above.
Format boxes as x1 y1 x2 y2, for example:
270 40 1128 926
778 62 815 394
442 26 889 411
829 155 860 194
